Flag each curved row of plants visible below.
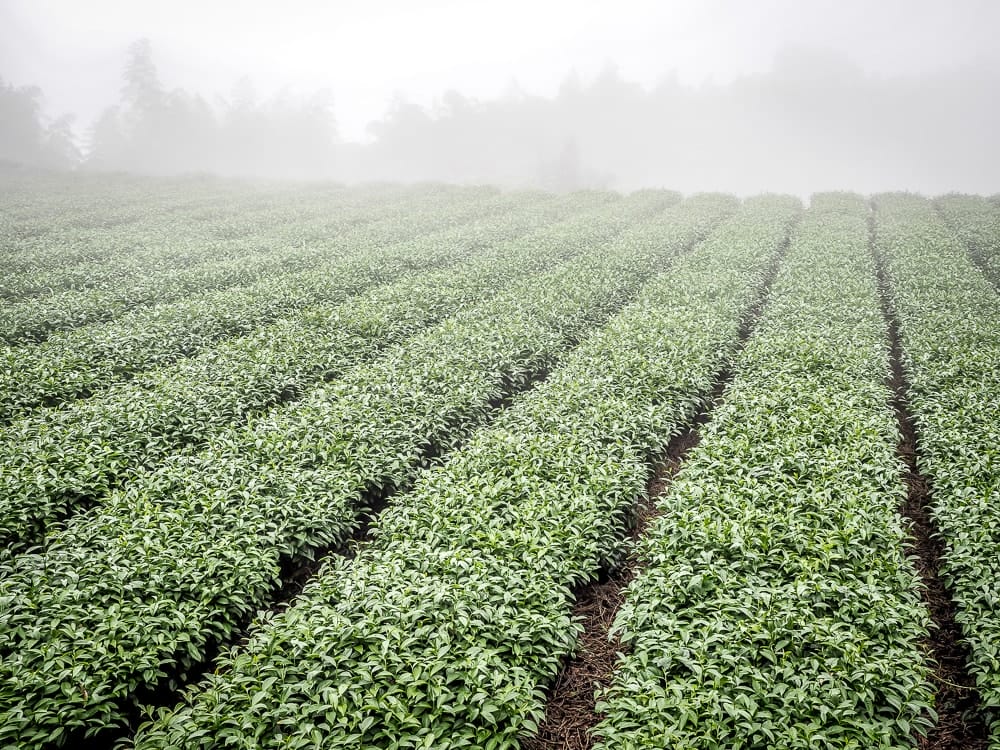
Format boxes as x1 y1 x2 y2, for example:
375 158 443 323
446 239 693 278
0 172 284 266
0 191 733 748
594 193 935 749
875 193 1000 745
935 194 1000 289
0 182 428 299
123 195 799 750
0 191 670 554
0 185 351 295
0 190 578 421
0 184 509 343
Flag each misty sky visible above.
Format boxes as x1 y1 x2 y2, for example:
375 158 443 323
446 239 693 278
3 0 1000 142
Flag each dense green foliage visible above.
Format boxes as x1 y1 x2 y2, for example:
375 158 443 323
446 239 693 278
128 195 798 749
935 194 1000 289
595 194 934 749
0 190 724 747
876 194 1000 746
0 190 670 552
0 185 509 342
1 172 998 749
0 190 588 420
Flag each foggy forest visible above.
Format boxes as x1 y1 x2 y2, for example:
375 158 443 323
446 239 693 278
3 37 999 196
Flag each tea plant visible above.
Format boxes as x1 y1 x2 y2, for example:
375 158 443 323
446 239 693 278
876 193 1000 746
0 192 720 747
595 194 934 749
0 190 577 421
0 191 669 552
0 185 495 340
127 196 798 750
935 193 1000 287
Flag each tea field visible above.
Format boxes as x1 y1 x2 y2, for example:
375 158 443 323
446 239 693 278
0 169 998 749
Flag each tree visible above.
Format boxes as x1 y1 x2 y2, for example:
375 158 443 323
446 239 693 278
540 138 582 192
0 77 77 169
86 107 126 170
41 114 81 167
122 38 163 116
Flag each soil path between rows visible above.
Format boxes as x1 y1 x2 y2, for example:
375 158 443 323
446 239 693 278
523 224 790 749
871 211 989 750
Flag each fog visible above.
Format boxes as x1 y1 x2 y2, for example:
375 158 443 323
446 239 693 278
2 0 999 195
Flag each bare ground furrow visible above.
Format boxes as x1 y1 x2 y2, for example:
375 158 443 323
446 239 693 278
522 231 790 750
872 216 990 750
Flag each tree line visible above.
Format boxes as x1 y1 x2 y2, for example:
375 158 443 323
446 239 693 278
2 41 998 195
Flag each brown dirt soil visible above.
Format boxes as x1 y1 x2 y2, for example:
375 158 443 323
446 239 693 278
521 425 705 750
521 227 790 749
874 214 989 750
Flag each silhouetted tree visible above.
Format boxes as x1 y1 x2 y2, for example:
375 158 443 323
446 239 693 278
86 107 126 171
61 41 1000 193
540 138 581 191
121 38 163 116
85 39 338 178
0 77 78 169
43 114 81 166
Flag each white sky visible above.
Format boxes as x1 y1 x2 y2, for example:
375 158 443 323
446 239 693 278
2 0 999 141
